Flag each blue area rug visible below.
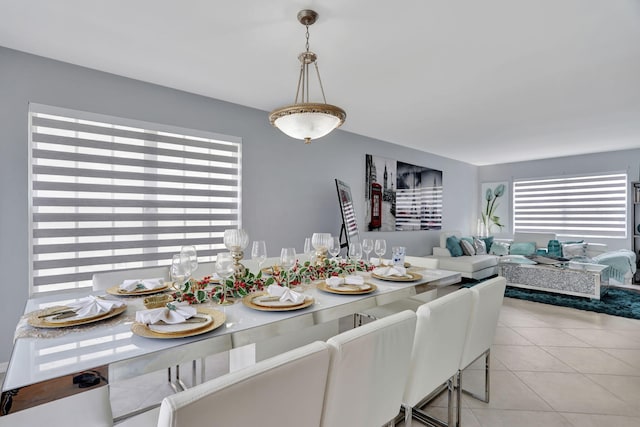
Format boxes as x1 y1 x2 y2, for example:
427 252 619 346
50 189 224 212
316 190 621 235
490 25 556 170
464 282 640 320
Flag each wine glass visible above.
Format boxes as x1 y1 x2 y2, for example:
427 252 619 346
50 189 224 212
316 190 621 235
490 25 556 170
303 237 313 263
362 238 374 263
328 236 341 260
180 245 198 275
348 242 363 270
170 253 192 288
374 239 387 265
215 252 235 305
280 248 297 288
251 240 267 272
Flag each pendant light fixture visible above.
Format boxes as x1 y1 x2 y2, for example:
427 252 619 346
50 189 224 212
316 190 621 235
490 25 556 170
269 9 346 144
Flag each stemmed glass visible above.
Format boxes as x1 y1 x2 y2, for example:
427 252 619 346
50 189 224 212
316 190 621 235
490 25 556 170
374 239 387 266
280 248 297 288
328 236 341 260
362 238 373 263
215 252 235 305
303 237 313 263
180 245 198 276
171 253 192 289
251 240 267 273
348 242 363 273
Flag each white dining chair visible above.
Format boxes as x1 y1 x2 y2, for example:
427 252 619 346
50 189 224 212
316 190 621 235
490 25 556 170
0 386 113 427
92 266 170 291
321 310 417 427
402 288 473 427
156 341 330 427
457 277 506 424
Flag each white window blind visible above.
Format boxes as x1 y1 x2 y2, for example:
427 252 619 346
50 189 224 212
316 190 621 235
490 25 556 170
29 104 241 294
513 173 627 239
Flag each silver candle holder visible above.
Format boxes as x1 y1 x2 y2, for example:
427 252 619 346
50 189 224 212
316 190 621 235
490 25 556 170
223 229 249 277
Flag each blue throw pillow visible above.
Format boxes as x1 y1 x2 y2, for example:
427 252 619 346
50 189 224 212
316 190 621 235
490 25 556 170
446 236 464 257
510 241 536 256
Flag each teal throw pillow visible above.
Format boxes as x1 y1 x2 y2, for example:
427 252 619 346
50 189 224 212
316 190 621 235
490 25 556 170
509 241 536 256
446 236 464 257
488 241 510 256
481 236 494 252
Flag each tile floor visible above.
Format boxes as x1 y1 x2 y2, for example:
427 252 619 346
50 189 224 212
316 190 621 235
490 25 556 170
111 292 640 426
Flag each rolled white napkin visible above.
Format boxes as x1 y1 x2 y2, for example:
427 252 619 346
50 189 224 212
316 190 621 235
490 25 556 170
373 266 407 277
135 301 197 325
267 284 305 304
67 296 125 318
370 257 390 266
326 275 366 288
119 277 165 292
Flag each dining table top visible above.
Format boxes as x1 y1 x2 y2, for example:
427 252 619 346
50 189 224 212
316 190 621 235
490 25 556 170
1 256 460 415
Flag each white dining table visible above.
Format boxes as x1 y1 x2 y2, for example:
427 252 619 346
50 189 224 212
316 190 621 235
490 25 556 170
0 256 460 418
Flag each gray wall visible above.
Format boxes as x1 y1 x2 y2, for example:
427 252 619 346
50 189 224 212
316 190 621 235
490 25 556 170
479 150 640 250
0 46 478 364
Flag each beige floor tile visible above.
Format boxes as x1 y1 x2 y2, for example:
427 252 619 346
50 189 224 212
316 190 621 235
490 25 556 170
493 326 535 346
512 327 590 347
562 328 640 349
420 406 481 427
498 312 554 328
491 345 575 372
464 351 508 371
471 409 573 427
586 374 640 406
601 348 640 370
542 346 640 375
561 412 640 427
515 371 637 416
462 370 553 411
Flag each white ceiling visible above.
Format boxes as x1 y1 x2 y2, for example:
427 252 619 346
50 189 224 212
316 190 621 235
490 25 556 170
1 0 639 166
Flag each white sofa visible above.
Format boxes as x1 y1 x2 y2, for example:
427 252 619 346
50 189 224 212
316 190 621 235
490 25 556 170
429 230 609 281
430 231 498 280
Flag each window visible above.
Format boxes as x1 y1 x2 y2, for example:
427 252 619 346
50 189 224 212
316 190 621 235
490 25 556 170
513 173 627 239
29 104 241 294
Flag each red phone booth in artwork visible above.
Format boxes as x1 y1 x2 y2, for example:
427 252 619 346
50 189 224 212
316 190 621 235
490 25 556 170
370 182 382 230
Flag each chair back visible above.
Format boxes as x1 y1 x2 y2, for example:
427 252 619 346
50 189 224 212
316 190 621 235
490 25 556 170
92 265 170 291
404 288 473 407
0 386 112 427
460 277 506 369
157 341 330 427
321 310 417 427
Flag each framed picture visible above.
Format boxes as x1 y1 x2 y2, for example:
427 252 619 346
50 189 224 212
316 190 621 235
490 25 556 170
335 179 360 251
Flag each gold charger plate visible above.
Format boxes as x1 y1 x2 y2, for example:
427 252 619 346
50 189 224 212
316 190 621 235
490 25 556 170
28 304 127 328
372 271 423 282
242 292 314 312
316 281 377 295
131 307 225 339
106 283 170 296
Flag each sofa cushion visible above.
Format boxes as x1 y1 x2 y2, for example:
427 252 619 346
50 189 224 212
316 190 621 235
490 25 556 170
460 239 475 256
473 238 487 255
562 243 587 258
446 236 464 257
513 232 557 249
488 241 510 256
437 255 498 274
547 239 562 257
509 241 536 256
